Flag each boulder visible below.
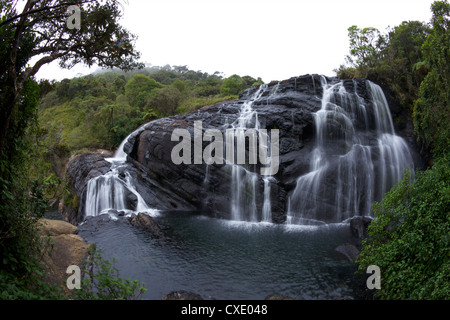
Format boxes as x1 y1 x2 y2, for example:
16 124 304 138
38 219 91 293
39 218 78 236
162 290 203 300
334 243 361 262
349 216 373 240
123 75 322 221
265 294 298 300
122 75 423 223
129 212 165 238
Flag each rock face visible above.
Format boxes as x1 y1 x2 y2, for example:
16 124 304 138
128 212 165 238
350 216 373 240
123 76 322 222
335 243 361 262
265 293 298 300
60 153 111 224
66 153 112 195
65 74 424 224
122 75 423 223
38 219 91 293
162 290 203 300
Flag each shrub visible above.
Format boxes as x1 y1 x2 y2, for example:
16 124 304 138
356 156 450 299
74 247 147 300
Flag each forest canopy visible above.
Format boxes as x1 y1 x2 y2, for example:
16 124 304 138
36 65 263 164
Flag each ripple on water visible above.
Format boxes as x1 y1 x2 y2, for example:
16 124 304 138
78 212 361 300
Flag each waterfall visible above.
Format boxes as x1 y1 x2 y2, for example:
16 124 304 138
228 84 277 222
287 77 414 225
82 76 414 226
262 177 273 222
84 126 158 218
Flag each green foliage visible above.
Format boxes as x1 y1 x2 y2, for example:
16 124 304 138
220 74 263 96
196 77 222 97
0 78 64 299
221 74 245 96
0 6 52 298
0 268 66 300
0 0 149 300
74 248 147 300
125 74 163 109
336 21 431 114
175 95 238 114
146 85 182 116
356 157 450 299
346 25 383 70
37 66 263 159
413 0 450 157
338 1 450 301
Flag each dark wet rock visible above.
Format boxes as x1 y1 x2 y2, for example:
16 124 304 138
122 75 324 221
162 290 203 300
60 153 111 224
335 243 361 262
265 294 298 300
121 75 424 223
65 153 111 194
128 212 165 238
64 74 425 224
349 216 373 240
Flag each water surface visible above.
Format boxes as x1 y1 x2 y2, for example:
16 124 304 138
78 211 362 300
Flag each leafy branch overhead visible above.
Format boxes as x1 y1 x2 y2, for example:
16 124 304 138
0 0 143 155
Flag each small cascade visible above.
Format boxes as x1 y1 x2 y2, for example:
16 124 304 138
262 177 273 222
84 126 158 218
81 75 415 226
287 77 414 224
228 84 278 222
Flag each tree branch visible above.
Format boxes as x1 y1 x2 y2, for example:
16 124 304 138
0 0 97 29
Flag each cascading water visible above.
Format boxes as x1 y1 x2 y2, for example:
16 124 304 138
287 77 414 224
84 127 158 218
262 177 273 222
228 84 277 222
83 76 413 227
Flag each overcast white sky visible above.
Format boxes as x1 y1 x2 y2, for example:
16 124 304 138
35 0 435 83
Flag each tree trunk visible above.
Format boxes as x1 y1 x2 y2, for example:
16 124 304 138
0 88 18 156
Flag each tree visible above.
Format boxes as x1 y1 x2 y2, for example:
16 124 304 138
336 21 431 119
346 25 383 71
221 74 244 96
124 74 162 108
378 21 431 107
0 0 143 156
413 0 450 157
146 86 182 116
0 0 142 298
196 77 222 97
356 158 449 299
355 1 450 300
113 75 126 94
242 75 263 88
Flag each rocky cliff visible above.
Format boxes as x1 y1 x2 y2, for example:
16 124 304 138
63 74 424 224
